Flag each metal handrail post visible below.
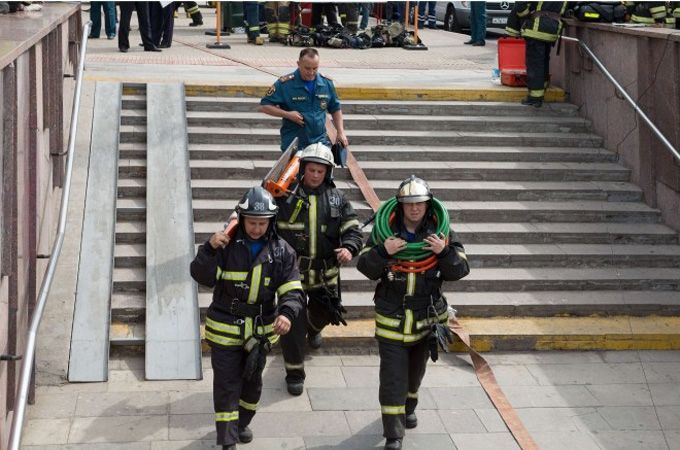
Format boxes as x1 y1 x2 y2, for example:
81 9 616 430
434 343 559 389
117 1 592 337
7 20 92 450
561 35 680 162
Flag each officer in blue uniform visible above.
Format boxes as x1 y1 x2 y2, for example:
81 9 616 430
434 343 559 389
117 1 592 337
260 47 349 152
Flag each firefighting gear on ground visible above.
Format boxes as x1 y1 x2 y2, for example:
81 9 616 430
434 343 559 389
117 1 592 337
242 3 427 50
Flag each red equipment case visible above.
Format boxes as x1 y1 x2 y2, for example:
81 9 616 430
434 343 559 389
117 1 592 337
497 37 527 87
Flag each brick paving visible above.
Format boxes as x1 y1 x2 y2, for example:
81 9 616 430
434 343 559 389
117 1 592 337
84 7 496 70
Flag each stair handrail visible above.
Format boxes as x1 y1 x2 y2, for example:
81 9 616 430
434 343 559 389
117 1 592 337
7 20 92 450
561 35 680 162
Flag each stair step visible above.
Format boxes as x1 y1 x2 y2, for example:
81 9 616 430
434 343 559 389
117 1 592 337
189 221 678 245
120 126 605 148
182 97 580 117
109 316 680 352
186 160 629 182
191 128 605 148
114 243 145 267
115 221 146 243
118 178 642 202
112 267 145 293
180 199 661 224
188 144 617 163
120 158 630 182
114 241 680 269
121 111 591 133
118 143 618 163
112 265 680 294
191 179 640 202
111 289 680 323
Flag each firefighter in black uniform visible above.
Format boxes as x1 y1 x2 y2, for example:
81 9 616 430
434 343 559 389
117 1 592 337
506 2 568 108
357 176 470 450
276 143 363 396
627 1 669 25
190 187 304 450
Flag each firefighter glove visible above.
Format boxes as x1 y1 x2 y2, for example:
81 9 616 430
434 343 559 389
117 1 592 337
428 331 439 362
434 323 453 353
243 337 271 381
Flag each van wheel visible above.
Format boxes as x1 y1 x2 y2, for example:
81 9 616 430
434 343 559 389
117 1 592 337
444 5 462 33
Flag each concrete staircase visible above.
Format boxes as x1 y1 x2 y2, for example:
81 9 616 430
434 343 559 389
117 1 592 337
110 84 680 352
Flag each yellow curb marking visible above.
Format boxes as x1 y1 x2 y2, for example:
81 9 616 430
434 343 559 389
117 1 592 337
82 75 566 102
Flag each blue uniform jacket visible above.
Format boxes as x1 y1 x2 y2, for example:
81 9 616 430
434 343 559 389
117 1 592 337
260 69 341 151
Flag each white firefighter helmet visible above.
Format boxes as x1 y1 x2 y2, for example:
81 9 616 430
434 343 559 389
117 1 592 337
299 142 335 181
299 143 334 167
396 175 432 203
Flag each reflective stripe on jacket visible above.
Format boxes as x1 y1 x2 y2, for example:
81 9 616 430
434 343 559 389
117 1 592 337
190 227 304 348
357 213 470 346
513 1 567 43
276 182 362 290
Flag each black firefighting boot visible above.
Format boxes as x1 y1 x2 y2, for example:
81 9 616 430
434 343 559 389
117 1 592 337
521 96 543 108
222 445 236 450
384 438 403 450
308 332 322 349
287 381 304 396
405 412 418 429
238 425 253 443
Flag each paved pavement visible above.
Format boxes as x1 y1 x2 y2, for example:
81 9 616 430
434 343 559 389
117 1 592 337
23 350 680 449
22 5 680 450
83 6 499 86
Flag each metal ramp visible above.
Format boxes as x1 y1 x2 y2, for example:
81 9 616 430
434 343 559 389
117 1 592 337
68 82 121 382
144 83 202 380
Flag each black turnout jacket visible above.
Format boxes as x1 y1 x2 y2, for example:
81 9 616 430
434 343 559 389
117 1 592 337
190 226 304 349
357 213 470 346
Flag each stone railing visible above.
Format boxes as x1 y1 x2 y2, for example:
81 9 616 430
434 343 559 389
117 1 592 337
0 4 81 449
552 20 680 230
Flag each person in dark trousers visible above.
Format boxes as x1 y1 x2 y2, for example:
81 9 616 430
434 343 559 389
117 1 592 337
190 187 304 450
465 1 486 45
181 0 203 26
357 176 470 450
89 1 116 39
338 3 360 32
385 1 405 22
417 1 437 29
276 143 363 396
506 1 567 107
245 1 265 44
311 2 339 30
359 2 372 30
150 1 175 48
260 47 349 152
118 2 161 52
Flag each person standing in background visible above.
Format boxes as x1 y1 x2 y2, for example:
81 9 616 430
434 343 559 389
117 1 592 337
150 1 175 48
119 2 161 52
89 1 117 39
417 1 437 29
465 1 486 46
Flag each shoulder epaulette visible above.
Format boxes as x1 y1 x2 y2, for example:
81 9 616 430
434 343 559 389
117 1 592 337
279 73 295 83
320 73 333 81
